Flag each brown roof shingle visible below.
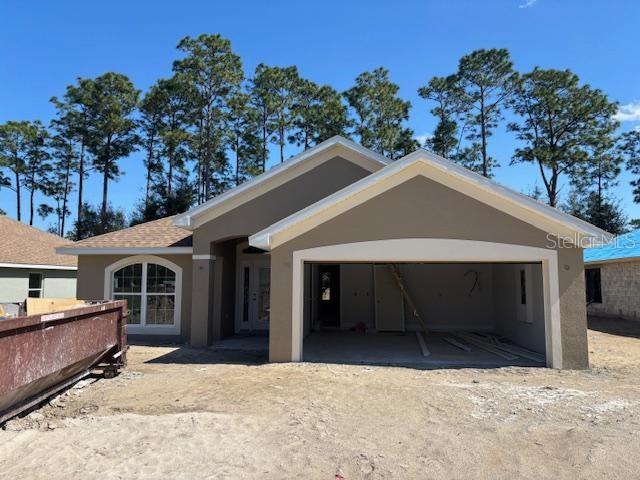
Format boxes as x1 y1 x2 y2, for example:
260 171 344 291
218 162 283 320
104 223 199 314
0 215 77 267
68 216 192 249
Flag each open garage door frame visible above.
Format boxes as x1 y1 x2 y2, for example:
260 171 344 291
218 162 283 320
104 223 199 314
291 239 562 368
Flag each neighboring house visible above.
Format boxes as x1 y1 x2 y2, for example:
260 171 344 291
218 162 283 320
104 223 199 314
584 229 640 321
58 136 609 369
0 215 77 304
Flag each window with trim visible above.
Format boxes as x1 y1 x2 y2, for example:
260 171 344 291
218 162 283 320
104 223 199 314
111 261 178 328
28 273 43 298
585 268 602 304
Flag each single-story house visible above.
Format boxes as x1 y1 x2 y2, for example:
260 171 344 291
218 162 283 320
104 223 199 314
0 215 77 305
58 136 610 369
584 229 640 321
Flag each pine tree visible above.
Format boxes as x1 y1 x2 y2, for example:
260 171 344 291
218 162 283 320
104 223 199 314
51 79 94 235
344 68 416 159
0 121 33 221
618 130 640 203
290 80 351 149
173 34 243 202
82 73 139 232
417 75 464 158
509 68 619 207
455 49 518 176
227 92 261 184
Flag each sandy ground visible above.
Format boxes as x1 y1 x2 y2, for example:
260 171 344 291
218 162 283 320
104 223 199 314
1 316 640 479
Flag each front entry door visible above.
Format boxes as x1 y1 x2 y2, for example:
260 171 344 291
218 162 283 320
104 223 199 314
238 259 271 332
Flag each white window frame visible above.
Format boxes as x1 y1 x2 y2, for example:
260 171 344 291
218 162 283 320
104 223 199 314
104 255 182 335
28 272 43 298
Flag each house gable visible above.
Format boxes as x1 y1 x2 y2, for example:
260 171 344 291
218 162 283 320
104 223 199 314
249 151 610 251
191 155 375 252
174 136 389 231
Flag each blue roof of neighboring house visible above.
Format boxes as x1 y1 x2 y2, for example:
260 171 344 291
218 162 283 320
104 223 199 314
584 229 640 263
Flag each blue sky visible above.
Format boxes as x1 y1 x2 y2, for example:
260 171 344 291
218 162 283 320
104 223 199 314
1 0 640 233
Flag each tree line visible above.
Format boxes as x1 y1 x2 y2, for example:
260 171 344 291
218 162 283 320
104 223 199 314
1 36 639 238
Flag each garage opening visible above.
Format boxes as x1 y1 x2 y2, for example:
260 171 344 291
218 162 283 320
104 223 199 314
302 262 547 368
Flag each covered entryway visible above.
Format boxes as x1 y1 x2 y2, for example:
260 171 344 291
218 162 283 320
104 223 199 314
235 241 271 333
292 239 561 368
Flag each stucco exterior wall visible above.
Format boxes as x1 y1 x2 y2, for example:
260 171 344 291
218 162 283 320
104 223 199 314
189 155 377 346
76 254 193 342
0 267 76 303
587 261 640 320
337 263 496 332
493 263 546 354
192 156 374 253
269 175 588 368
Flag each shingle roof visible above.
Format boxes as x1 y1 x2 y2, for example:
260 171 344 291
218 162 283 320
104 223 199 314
0 215 77 267
64 215 192 249
584 229 640 263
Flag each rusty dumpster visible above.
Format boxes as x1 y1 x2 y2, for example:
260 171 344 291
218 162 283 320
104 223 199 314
0 300 127 424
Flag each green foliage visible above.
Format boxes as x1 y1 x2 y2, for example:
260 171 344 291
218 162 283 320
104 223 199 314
618 130 640 202
0 120 51 224
0 121 33 221
455 49 517 176
564 190 627 234
268 66 299 162
68 202 127 240
2 39 633 238
44 119 79 236
344 67 416 159
509 68 619 207
628 218 640 230
227 92 262 184
139 74 194 215
290 80 351 150
50 78 94 234
173 33 243 203
417 75 463 158
81 72 139 232
130 176 195 226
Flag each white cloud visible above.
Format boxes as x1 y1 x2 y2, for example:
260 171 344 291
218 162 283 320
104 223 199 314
415 133 432 146
614 102 640 122
519 0 537 8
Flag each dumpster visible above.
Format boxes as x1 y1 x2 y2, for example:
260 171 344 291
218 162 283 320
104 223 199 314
0 300 127 424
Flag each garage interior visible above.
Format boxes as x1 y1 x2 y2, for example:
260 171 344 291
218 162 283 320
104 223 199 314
302 262 547 367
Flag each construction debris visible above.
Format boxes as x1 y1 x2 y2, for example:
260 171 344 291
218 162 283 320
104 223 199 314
443 336 472 352
455 333 519 360
389 264 429 335
415 331 430 357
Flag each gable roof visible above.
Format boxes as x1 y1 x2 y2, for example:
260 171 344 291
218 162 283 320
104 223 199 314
173 136 390 230
584 229 640 264
0 215 77 269
249 149 612 250
57 216 192 255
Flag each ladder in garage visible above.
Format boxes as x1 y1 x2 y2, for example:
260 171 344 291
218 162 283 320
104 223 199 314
388 264 429 336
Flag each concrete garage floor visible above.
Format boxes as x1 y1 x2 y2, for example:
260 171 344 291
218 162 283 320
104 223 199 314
303 331 541 368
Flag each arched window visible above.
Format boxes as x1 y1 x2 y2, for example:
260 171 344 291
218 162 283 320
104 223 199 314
105 256 182 334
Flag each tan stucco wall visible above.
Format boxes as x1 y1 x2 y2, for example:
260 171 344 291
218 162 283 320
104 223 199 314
76 254 193 342
337 263 496 332
192 156 374 253
189 155 376 346
0 267 77 303
587 261 640 320
269 176 588 368
493 263 546 354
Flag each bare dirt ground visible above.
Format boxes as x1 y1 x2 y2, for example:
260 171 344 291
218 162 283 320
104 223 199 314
2 316 640 480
